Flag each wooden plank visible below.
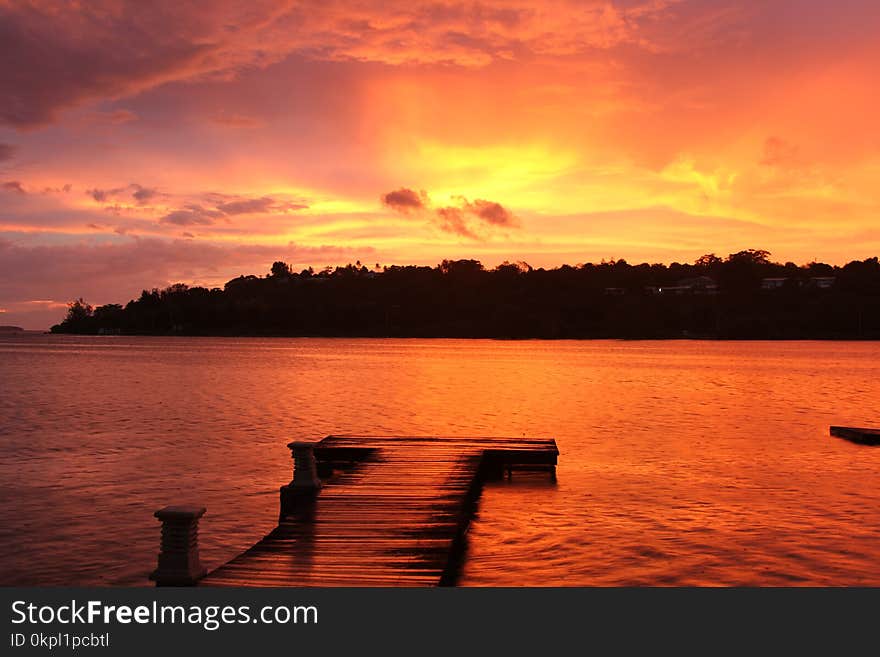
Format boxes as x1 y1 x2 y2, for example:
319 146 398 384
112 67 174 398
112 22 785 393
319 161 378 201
201 435 557 587
830 426 880 445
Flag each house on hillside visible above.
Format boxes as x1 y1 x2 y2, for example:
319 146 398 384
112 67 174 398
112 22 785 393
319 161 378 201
645 276 718 295
676 276 719 294
761 277 789 290
808 276 836 289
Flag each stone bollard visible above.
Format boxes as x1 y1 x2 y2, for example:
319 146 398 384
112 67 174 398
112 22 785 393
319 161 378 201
279 441 322 518
149 506 207 586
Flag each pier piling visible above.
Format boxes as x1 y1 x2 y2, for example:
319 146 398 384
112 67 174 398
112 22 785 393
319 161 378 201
150 506 207 586
279 441 323 518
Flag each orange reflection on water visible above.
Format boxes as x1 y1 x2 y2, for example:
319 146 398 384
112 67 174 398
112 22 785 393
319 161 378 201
0 336 878 585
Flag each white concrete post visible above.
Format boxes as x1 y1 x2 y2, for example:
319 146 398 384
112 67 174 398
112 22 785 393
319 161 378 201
150 506 207 586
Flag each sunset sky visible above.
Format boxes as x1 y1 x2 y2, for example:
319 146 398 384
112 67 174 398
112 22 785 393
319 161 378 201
2 1 879 327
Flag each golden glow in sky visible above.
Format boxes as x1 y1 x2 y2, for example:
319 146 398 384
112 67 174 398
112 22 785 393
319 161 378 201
1 1 879 326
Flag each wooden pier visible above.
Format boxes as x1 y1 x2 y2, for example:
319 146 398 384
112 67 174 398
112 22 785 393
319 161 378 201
192 435 558 587
830 426 880 445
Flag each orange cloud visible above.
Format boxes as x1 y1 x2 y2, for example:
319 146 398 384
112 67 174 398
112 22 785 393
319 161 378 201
382 187 518 239
0 1 690 128
2 180 25 194
2 0 880 329
381 188 428 213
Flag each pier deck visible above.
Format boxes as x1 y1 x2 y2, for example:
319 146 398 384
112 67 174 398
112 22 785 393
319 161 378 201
830 426 880 445
201 435 558 587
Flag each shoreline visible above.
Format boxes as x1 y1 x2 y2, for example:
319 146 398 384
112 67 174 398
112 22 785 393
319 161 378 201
25 332 880 342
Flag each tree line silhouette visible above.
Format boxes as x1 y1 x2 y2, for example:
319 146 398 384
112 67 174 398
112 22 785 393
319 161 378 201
51 250 880 339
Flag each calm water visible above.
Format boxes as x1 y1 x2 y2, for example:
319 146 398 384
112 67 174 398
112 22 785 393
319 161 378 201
1 336 878 586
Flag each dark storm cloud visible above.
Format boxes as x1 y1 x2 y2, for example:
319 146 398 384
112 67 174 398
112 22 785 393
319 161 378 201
160 194 309 225
159 205 223 226
215 197 277 215
435 206 477 239
384 186 518 239
0 3 213 128
381 188 427 213
88 187 126 202
463 198 518 227
2 181 26 194
131 185 159 204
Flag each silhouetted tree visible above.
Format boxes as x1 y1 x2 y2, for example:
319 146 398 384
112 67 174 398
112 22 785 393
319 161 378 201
66 298 93 322
50 298 94 334
50 253 880 339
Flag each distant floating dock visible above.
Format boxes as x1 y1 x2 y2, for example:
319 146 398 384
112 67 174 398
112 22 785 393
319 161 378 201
164 435 558 587
830 426 880 445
